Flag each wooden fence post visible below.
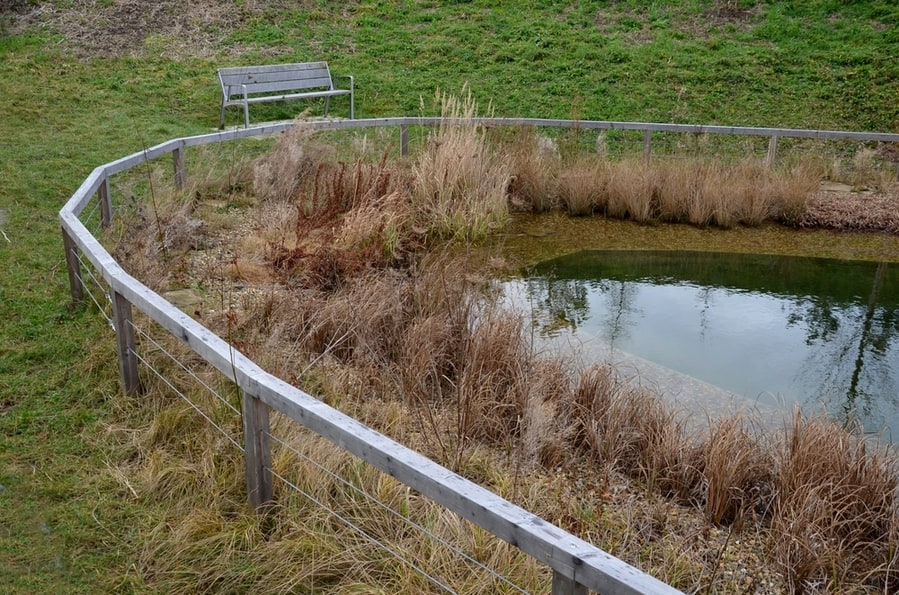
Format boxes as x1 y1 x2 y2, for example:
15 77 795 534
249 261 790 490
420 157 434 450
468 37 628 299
400 124 409 157
61 227 84 306
112 290 140 395
643 130 652 164
766 135 779 169
173 146 186 191
242 390 273 511
552 570 588 595
98 176 112 229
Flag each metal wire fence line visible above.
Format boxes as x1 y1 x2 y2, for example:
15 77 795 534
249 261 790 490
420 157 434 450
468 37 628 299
59 116 899 594
266 429 530 594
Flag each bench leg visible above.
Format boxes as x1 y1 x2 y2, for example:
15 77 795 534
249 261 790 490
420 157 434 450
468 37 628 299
324 96 331 118
219 102 227 130
243 102 250 129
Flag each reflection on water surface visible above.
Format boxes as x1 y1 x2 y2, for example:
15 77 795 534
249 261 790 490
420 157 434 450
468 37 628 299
509 250 899 436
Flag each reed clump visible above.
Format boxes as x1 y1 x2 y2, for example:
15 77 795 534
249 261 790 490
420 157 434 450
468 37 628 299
506 127 560 213
501 128 827 228
412 86 512 241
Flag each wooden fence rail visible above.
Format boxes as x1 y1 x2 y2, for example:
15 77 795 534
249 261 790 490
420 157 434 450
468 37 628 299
59 117 899 594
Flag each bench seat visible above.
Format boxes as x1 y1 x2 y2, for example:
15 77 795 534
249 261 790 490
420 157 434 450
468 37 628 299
218 62 354 128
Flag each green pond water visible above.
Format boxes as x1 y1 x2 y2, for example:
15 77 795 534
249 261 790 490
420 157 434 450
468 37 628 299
506 249 899 436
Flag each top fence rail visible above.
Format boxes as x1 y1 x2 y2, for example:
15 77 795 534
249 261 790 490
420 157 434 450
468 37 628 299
59 116 899 595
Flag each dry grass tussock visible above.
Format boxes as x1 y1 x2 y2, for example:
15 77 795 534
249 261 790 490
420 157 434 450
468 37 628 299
412 86 512 240
109 107 899 592
507 142 822 228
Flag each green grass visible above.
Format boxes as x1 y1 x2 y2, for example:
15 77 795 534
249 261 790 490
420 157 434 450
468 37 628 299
1 1 898 591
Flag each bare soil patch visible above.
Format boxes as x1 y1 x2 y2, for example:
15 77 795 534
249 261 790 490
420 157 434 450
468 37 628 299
5 0 291 59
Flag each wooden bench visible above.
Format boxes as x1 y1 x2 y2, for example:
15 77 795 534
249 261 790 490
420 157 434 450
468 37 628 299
217 62 354 129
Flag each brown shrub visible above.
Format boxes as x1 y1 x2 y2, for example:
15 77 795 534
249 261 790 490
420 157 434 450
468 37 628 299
252 121 328 203
411 87 511 240
456 310 529 442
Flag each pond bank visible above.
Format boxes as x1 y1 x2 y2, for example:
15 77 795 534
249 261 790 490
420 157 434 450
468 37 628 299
498 212 899 267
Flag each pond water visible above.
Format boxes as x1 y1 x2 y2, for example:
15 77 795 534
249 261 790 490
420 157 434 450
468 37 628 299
507 250 899 436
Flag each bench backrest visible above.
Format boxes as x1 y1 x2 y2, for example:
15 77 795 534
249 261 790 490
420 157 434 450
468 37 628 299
218 62 335 98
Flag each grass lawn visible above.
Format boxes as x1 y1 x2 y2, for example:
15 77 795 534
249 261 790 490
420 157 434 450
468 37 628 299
1 1 897 591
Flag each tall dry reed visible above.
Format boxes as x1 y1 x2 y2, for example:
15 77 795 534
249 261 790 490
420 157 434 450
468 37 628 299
555 157 607 216
412 86 512 241
605 158 658 223
506 127 560 212
770 410 898 593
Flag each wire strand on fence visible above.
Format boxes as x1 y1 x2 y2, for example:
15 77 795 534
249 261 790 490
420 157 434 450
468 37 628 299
130 319 242 416
81 199 101 232
129 320 244 452
266 431 528 594
72 249 114 327
267 466 459 595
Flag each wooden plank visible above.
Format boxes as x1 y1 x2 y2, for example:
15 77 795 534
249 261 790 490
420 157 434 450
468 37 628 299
766 135 779 168
177 116 899 145
221 67 331 83
237 89 351 105
222 70 332 86
94 119 899 163
217 62 329 77
59 212 120 286
172 145 186 190
223 76 335 97
65 167 107 216
553 570 589 595
103 139 184 176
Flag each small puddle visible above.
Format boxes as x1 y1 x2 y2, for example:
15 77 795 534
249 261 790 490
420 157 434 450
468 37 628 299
505 249 899 436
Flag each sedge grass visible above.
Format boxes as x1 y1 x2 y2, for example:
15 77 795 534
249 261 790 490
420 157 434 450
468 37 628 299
411 86 512 241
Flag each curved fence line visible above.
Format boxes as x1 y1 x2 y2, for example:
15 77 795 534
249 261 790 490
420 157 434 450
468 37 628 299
59 117 897 594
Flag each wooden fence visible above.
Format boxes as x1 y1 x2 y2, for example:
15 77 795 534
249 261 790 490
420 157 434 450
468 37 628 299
59 117 899 594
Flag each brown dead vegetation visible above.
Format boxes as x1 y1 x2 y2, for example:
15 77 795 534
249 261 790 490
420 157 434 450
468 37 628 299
106 112 899 593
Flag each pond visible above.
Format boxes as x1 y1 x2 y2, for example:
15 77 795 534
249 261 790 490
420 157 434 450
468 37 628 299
506 250 899 436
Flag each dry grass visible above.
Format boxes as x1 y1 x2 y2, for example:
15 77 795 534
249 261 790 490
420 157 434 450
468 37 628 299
412 86 512 241
605 157 659 223
770 411 899 593
700 416 773 527
109 110 899 593
506 127 560 213
555 157 607 216
504 135 824 229
826 147 899 191
117 234 899 592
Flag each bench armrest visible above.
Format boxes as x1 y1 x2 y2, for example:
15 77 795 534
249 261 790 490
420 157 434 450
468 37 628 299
333 74 355 119
334 74 354 91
